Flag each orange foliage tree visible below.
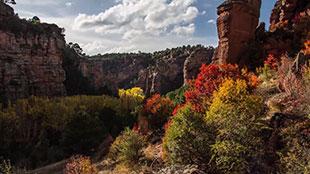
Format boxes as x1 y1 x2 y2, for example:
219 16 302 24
143 94 174 131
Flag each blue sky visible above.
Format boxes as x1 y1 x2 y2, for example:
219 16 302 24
13 0 277 55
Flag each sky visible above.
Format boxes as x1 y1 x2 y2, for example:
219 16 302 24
12 0 277 55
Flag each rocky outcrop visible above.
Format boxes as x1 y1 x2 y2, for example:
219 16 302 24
269 0 310 32
264 0 310 57
79 46 214 95
79 53 152 95
212 0 261 66
183 48 214 84
0 2 66 102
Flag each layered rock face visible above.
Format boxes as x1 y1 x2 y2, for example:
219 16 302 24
213 0 261 66
79 46 214 95
270 0 310 32
79 54 152 95
0 2 66 102
264 0 310 56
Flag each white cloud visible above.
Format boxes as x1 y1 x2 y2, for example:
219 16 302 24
73 0 199 40
65 2 72 7
172 23 195 35
207 19 216 24
14 0 218 55
17 0 59 6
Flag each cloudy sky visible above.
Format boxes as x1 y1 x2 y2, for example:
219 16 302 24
13 0 277 55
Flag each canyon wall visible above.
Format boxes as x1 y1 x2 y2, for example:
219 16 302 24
79 53 152 95
78 46 214 95
0 2 66 102
212 0 261 66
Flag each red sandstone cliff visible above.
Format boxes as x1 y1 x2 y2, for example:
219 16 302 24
212 0 262 66
265 0 310 57
0 2 66 102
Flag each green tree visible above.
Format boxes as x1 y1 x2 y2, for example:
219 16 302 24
206 79 265 173
108 128 146 165
163 105 216 171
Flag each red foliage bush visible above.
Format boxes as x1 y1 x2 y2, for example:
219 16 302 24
184 64 241 112
264 54 279 70
184 64 259 113
139 94 174 131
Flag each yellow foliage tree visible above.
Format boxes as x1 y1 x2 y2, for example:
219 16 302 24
206 79 265 173
118 87 145 114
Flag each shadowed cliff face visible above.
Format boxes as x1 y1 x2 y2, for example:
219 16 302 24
78 46 214 96
0 2 66 102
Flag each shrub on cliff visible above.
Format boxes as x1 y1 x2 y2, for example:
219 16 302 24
108 128 146 165
162 105 215 170
206 79 265 173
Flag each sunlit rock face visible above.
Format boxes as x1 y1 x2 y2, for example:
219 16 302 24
0 2 66 102
265 0 310 56
212 0 262 66
269 0 310 32
79 46 214 96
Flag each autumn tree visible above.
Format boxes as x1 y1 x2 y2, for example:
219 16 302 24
206 79 265 173
143 94 174 131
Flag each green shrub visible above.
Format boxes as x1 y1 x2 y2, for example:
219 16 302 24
206 79 265 173
166 85 188 105
279 120 310 174
0 95 133 169
64 155 98 174
61 111 107 154
108 128 146 165
163 105 215 170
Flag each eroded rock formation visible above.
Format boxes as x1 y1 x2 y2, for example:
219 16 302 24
264 0 310 57
213 0 262 66
79 53 152 95
79 46 214 95
270 0 310 32
0 2 66 102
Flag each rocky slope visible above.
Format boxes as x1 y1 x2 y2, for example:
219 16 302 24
78 46 214 95
0 2 66 102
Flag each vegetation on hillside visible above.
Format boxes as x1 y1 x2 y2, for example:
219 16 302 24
0 90 143 170
0 1 309 173
2 47 309 173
